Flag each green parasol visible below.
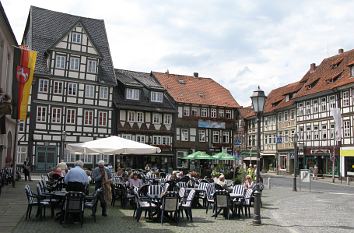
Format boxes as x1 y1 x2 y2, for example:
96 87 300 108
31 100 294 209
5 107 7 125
182 151 213 160
212 152 236 160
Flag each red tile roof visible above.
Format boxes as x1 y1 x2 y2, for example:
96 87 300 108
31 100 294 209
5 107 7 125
296 49 354 99
264 81 303 113
152 72 240 108
238 106 255 119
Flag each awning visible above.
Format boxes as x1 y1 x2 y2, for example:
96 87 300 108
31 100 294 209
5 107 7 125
261 152 276 157
242 157 257 161
340 147 354 157
240 150 258 157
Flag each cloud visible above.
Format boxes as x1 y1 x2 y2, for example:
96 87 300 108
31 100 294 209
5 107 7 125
3 0 354 107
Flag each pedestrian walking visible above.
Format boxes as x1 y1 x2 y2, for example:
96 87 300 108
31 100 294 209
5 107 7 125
92 160 112 216
23 160 31 181
313 165 318 180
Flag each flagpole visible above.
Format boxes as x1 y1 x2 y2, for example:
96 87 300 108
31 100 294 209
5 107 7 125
12 119 19 188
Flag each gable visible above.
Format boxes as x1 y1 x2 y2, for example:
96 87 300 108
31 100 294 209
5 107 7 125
53 22 100 56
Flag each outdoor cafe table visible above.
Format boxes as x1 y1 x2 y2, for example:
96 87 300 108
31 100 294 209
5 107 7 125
185 188 206 208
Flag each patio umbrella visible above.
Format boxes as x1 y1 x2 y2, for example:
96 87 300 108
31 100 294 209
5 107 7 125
212 152 236 161
181 151 213 160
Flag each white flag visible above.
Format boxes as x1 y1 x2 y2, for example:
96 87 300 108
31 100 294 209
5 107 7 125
331 108 342 141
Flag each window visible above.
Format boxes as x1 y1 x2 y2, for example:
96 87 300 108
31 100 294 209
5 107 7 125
96 154 109 164
19 121 25 132
152 113 162 124
51 107 61 123
290 110 295 120
201 108 208 117
36 106 47 122
344 120 351 137
313 99 318 113
79 154 93 164
343 91 350 107
53 81 63 94
181 129 189 141
211 108 217 118
38 79 49 93
329 95 336 109
136 135 145 143
225 110 232 119
279 155 287 170
66 109 76 124
151 91 163 103
322 124 327 139
153 136 162 145
128 111 135 122
199 130 206 142
164 114 172 124
298 103 304 116
191 107 199 116
84 110 94 125
69 57 80 71
56 55 66 69
330 123 335 139
284 111 288 121
87 59 97 73
162 136 171 145
299 126 304 140
98 111 107 126
126 88 140 100
212 131 220 143
313 125 319 140
183 107 190 117
321 98 327 112
222 131 229 143
136 112 144 123
85 85 95 98
284 130 289 142
121 134 132 140
17 146 27 164
100 86 108 99
306 125 312 140
305 101 311 115
64 153 77 163
71 32 81 43
219 109 224 118
67 83 77 96
278 113 283 122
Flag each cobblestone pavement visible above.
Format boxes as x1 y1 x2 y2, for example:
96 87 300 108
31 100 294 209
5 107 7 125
3 177 354 233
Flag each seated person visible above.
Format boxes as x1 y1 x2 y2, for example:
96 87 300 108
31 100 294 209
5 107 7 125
64 160 89 193
215 174 228 190
128 173 143 188
244 175 254 190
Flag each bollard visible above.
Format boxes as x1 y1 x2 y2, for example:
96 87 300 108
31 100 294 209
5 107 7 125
267 177 271 189
347 177 350 185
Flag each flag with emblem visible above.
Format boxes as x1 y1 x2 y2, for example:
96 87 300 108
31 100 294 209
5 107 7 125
11 46 37 120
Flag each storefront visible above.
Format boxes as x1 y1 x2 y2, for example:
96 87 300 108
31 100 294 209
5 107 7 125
260 152 276 172
303 148 339 176
340 147 354 177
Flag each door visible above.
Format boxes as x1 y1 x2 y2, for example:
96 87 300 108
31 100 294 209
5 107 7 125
36 146 57 172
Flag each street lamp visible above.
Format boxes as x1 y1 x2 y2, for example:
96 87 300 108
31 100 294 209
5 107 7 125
250 86 266 225
293 133 298 191
61 131 66 162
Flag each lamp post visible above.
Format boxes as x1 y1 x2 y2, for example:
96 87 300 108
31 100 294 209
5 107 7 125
61 131 66 162
293 133 298 191
250 86 266 225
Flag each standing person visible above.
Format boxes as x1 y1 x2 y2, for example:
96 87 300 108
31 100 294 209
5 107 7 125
64 160 89 193
23 160 31 181
92 160 112 216
313 164 319 180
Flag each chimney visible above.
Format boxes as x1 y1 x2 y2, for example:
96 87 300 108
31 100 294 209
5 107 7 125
165 69 169 74
310 63 316 72
193 72 198 77
338 48 344 54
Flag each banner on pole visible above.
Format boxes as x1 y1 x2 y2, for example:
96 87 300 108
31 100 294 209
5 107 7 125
11 46 37 120
300 169 311 183
330 108 342 142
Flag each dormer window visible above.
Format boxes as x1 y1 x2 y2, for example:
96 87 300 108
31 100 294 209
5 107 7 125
71 32 81 44
306 78 319 89
126 88 140 100
351 66 354 77
151 91 163 103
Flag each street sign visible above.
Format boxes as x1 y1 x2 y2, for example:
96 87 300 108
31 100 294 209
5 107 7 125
234 139 241 145
276 136 282 144
300 169 310 183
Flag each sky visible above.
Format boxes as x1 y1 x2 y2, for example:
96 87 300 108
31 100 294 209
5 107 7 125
2 0 354 107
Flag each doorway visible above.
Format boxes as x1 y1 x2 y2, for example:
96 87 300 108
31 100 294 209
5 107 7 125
35 146 57 171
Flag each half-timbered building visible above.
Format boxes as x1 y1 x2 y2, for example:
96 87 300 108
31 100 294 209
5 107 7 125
0 2 17 168
152 71 240 170
114 69 176 170
18 6 116 171
294 49 354 177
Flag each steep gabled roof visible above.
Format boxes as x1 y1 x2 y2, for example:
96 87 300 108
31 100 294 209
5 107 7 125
264 81 303 113
152 72 240 108
24 6 116 85
239 106 255 119
295 49 354 99
116 69 164 90
0 2 18 44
